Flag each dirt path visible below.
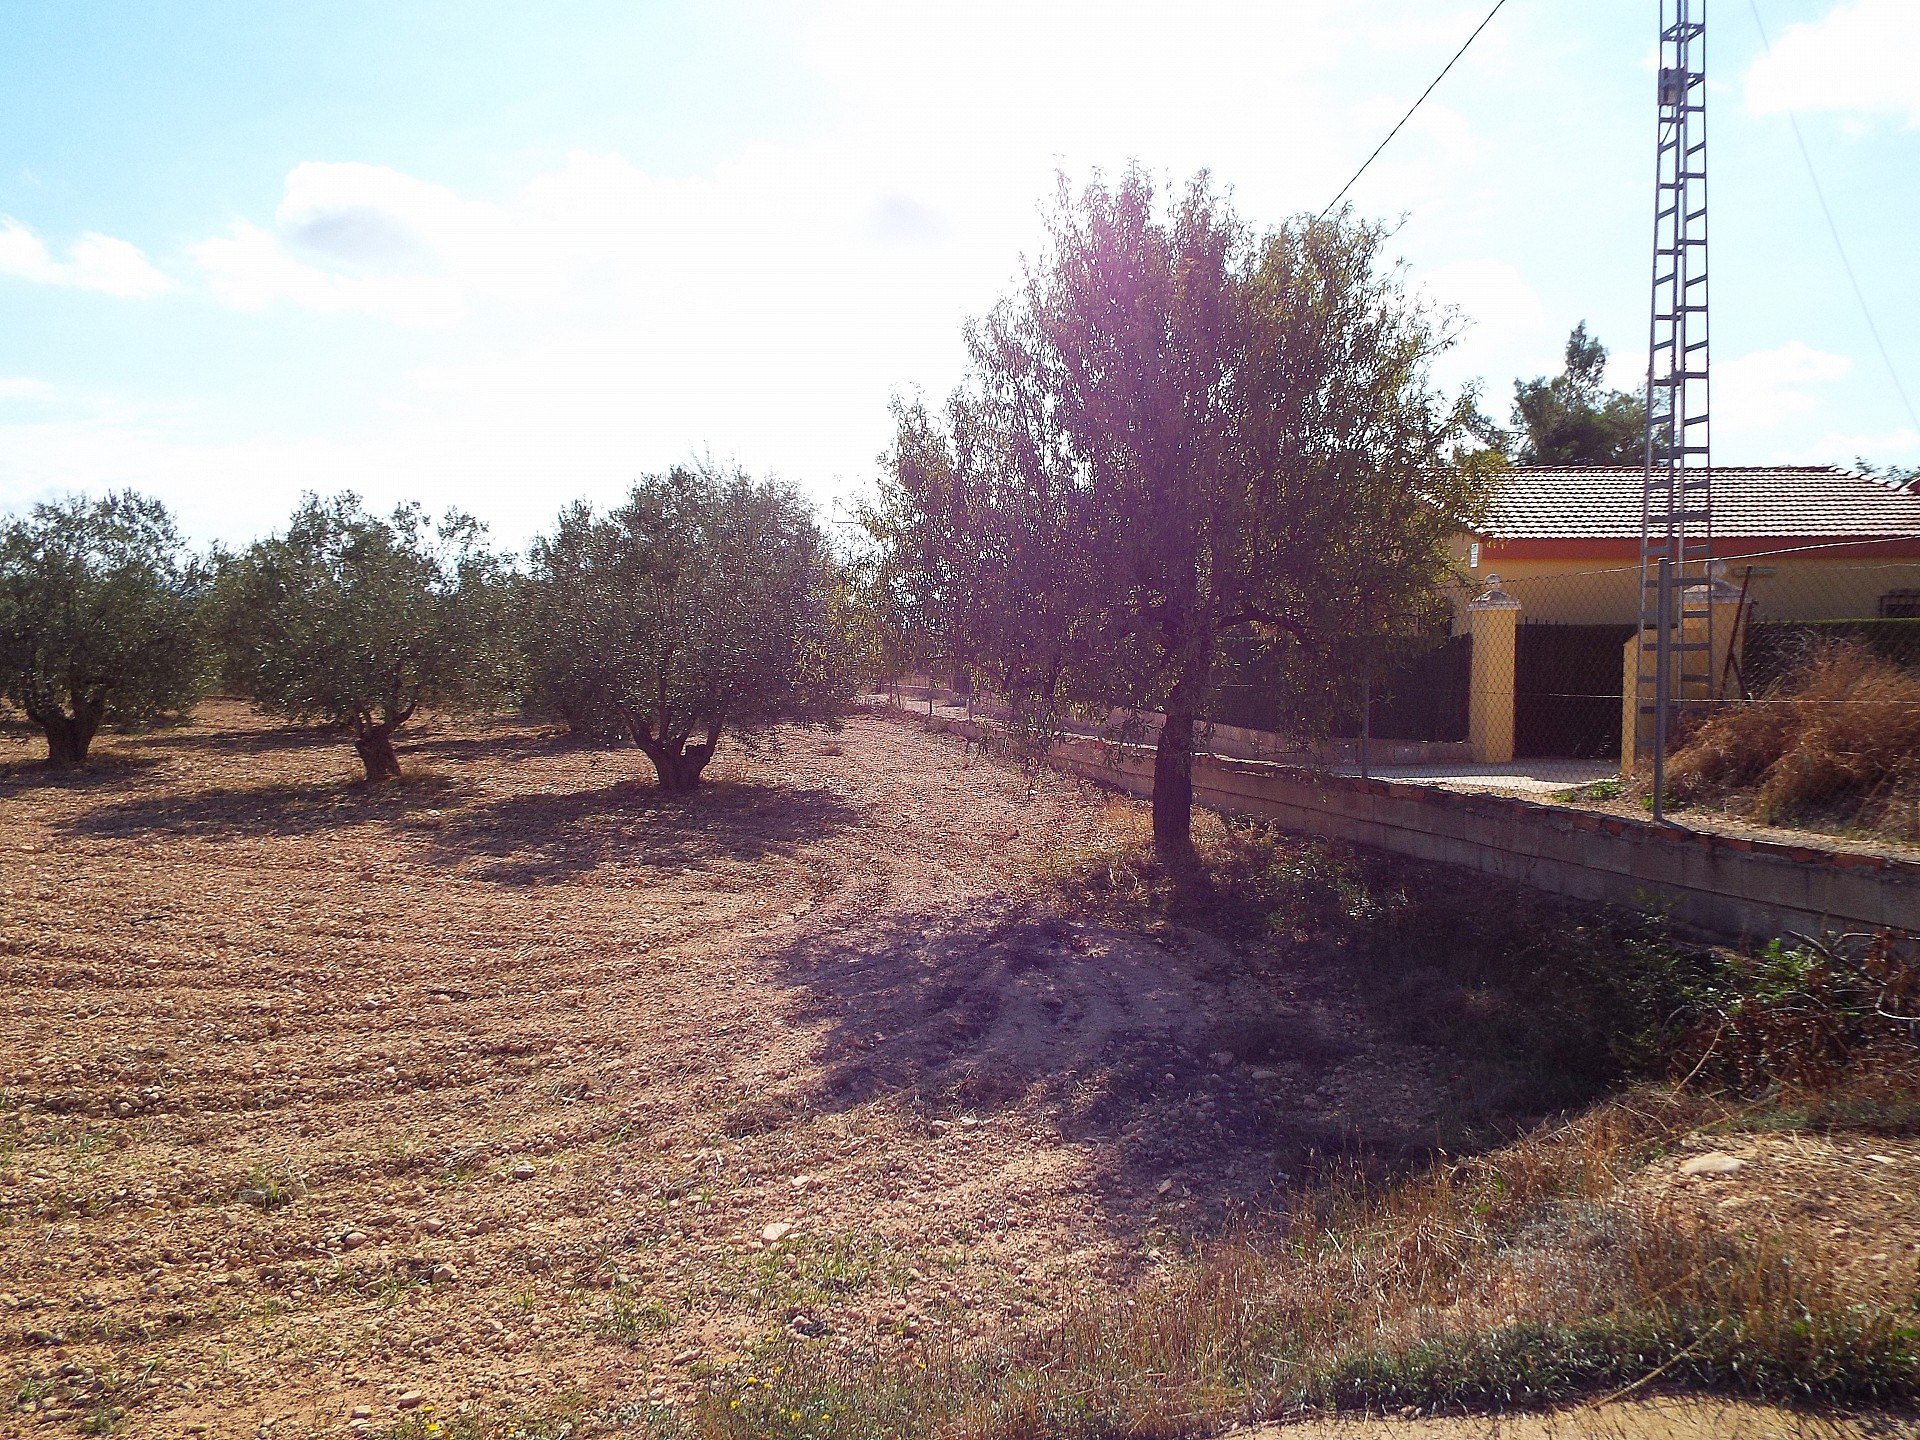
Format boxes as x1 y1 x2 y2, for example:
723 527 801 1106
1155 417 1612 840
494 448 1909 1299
1 704 1445 1437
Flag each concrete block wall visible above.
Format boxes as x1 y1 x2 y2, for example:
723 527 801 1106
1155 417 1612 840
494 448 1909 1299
1047 735 1920 943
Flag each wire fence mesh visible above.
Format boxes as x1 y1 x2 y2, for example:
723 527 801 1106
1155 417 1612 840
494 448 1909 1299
886 539 1920 837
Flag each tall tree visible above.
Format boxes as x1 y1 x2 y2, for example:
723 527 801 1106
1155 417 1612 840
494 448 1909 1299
0 491 206 765
870 170 1488 860
1509 321 1647 465
213 494 518 781
523 465 855 792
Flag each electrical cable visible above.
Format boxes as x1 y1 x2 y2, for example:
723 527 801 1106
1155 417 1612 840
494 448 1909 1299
1318 0 1512 220
1747 0 1920 433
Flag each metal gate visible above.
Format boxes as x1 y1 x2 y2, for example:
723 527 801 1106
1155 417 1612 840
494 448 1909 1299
1516 623 1636 759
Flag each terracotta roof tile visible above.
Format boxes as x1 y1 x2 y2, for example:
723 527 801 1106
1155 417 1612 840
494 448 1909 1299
1479 466 1920 541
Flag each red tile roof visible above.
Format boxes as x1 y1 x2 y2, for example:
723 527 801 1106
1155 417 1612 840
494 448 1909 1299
1479 466 1920 541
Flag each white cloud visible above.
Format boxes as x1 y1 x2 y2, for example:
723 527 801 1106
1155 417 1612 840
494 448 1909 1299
1717 341 1853 432
0 376 55 401
0 218 173 297
1745 0 1920 126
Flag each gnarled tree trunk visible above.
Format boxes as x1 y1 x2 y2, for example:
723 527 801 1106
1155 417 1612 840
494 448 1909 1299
632 716 723 794
29 688 107 768
639 740 713 793
354 725 405 783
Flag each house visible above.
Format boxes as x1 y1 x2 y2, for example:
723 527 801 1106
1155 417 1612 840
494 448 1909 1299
1435 466 1920 764
1454 465 1920 626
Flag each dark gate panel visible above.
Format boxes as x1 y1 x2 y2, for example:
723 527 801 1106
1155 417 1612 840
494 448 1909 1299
1365 634 1471 742
1515 623 1634 759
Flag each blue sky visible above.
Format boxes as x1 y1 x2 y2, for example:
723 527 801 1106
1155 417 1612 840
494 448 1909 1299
1 0 1915 548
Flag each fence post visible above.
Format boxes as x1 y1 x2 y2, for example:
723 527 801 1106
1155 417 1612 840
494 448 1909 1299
1467 576 1522 764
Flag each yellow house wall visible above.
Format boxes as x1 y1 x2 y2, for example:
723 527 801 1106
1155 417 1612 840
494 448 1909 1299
1446 534 1920 628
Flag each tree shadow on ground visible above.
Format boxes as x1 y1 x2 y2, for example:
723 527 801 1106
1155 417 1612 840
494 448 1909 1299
747 899 1447 1240
60 766 863 882
413 780 865 884
131 723 340 756
59 771 479 841
0 745 171 794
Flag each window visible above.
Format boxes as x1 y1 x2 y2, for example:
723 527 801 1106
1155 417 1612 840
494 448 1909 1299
1879 590 1920 619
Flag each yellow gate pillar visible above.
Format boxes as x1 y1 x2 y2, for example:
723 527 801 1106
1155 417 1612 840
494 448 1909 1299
1467 576 1522 765
1621 633 1643 773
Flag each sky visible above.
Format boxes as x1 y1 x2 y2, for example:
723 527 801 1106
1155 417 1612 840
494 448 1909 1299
0 0 1916 550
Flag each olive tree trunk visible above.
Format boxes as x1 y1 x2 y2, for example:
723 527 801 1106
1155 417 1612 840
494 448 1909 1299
1150 649 1212 866
30 690 107 768
637 738 715 793
352 717 408 783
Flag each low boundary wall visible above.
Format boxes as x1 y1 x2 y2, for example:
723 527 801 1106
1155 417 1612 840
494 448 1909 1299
1044 735 1920 943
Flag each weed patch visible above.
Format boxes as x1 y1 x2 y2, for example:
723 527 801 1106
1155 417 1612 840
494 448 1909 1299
1666 643 1920 840
689 1094 1920 1438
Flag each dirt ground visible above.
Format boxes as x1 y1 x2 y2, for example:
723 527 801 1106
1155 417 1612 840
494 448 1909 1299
1 703 1915 1439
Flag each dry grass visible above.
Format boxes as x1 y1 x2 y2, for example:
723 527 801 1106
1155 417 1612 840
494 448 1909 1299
688 1092 1920 1440
1666 644 1920 838
664 821 1920 1440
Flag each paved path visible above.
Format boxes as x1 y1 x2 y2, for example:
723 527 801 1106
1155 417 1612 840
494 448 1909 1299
1329 759 1618 795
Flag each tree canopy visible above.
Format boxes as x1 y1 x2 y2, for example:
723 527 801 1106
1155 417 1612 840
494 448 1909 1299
212 493 517 781
867 169 1489 858
1505 322 1648 466
0 491 206 765
523 465 855 791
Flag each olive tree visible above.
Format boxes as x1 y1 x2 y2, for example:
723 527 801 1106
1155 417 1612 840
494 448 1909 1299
0 491 206 765
870 169 1490 860
213 493 517 781
524 465 854 791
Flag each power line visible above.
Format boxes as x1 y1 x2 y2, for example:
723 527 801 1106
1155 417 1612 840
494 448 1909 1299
1318 0 1512 220
1747 0 1920 434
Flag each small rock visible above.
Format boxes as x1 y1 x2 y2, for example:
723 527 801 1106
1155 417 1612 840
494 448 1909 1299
350 1407 373 1422
430 1263 458 1284
789 1174 815 1190
1210 1050 1235 1067
340 1230 371 1250
1155 1178 1175 1196
761 1221 795 1243
1249 1067 1278 1081
958 1116 978 1128
1867 1154 1898 1166
419 1217 445 1235
672 1347 700 1365
510 1162 535 1182
395 1391 425 1411
1680 1151 1745 1177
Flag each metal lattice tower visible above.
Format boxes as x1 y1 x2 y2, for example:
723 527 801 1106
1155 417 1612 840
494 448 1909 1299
1638 0 1713 819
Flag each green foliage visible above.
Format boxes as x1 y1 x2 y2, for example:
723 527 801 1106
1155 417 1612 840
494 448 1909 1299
1504 321 1648 466
212 492 517 780
0 490 206 765
523 464 857 792
1855 456 1920 490
867 168 1489 855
